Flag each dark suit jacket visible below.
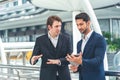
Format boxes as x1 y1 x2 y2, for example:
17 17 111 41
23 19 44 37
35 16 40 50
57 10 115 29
30 33 72 80
77 31 106 80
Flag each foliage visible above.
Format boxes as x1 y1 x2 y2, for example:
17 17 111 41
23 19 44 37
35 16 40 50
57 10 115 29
102 31 111 44
112 38 120 50
102 31 120 53
108 44 118 52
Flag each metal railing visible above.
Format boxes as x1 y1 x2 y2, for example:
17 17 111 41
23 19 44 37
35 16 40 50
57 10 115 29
0 64 120 80
0 64 40 80
105 71 120 80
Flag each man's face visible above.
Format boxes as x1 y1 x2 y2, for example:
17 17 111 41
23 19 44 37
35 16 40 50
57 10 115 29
76 19 89 34
48 20 62 37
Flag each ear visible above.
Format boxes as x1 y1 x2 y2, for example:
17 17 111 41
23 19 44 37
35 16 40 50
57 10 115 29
48 25 52 30
87 21 91 26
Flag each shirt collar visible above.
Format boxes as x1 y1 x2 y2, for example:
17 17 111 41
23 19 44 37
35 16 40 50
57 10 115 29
83 30 93 41
48 32 59 40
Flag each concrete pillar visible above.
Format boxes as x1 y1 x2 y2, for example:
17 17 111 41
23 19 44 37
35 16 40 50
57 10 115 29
0 38 7 64
0 37 7 74
22 52 26 65
6 53 10 64
5 30 8 42
110 19 113 41
72 11 81 54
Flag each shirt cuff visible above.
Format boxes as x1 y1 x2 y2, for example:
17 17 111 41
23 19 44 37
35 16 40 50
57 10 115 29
57 59 61 66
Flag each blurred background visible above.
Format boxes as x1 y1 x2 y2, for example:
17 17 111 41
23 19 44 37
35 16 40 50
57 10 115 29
0 0 120 80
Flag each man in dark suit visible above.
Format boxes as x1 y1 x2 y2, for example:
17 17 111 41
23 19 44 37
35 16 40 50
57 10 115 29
66 12 106 80
30 15 72 80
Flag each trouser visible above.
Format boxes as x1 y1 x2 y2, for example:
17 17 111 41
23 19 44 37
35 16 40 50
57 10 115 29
56 75 61 80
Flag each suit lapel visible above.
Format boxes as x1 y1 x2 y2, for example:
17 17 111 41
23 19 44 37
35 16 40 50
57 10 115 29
46 34 63 57
77 40 82 53
46 34 58 50
83 32 95 56
44 35 57 58
56 34 63 53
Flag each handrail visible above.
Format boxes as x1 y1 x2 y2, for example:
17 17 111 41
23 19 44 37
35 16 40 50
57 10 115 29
105 71 120 76
0 64 120 79
0 64 40 71
0 64 40 80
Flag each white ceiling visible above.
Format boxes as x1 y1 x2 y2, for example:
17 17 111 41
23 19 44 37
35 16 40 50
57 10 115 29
0 0 120 30
30 0 120 18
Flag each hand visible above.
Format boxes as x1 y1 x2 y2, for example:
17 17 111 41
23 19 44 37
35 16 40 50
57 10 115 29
31 54 42 65
46 59 60 65
66 53 82 65
70 65 78 72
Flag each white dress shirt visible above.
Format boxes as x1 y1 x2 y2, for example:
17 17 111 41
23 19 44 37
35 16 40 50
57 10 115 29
81 30 93 53
48 32 59 48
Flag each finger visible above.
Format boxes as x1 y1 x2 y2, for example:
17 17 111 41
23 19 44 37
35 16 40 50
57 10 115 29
46 60 54 64
67 54 71 58
71 54 78 58
66 55 70 60
67 54 73 59
80 52 83 55
70 55 75 58
38 54 43 58
31 59 34 65
66 57 73 62
46 61 52 64
66 57 70 61
80 53 82 56
78 54 82 58
40 54 43 56
47 59 53 61
33 56 38 60
70 65 74 68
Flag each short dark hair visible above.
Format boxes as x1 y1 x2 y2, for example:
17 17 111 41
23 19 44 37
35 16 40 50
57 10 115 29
75 12 90 22
47 15 62 26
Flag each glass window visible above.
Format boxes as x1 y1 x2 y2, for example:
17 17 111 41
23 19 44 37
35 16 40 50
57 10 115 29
22 0 27 4
98 19 110 32
64 22 73 35
112 19 120 38
16 36 29 42
8 37 16 42
13 1 18 6
5 3 9 7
